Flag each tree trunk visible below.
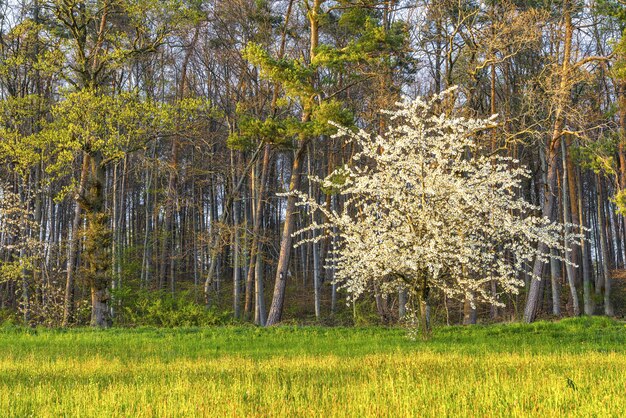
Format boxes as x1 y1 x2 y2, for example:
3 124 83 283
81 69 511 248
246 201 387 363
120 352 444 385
398 287 407 319
418 283 431 339
597 176 614 316
265 0 322 326
549 248 561 316
254 246 266 326
266 142 307 325
463 296 477 325
63 153 90 326
84 152 111 328
578 170 594 315
232 192 241 319
204 144 263 305
308 149 321 319
561 138 579 315
524 0 573 323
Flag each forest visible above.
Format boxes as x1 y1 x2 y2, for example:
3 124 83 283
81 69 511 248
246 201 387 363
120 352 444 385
1 0 626 330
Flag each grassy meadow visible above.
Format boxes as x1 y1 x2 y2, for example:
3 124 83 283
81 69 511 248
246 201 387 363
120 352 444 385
0 317 625 417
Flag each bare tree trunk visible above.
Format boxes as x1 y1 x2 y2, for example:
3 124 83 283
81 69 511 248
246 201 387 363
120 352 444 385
418 281 431 338
549 248 561 316
232 190 241 319
19 176 32 324
266 0 322 326
140 142 156 288
254 247 266 326
561 138 579 315
204 145 263 305
524 0 573 323
597 176 614 316
463 296 477 325
330 194 338 314
308 149 321 319
578 170 594 315
398 287 407 319
266 142 307 325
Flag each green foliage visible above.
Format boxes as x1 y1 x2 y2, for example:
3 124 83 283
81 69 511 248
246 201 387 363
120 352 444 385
596 0 626 23
0 259 35 285
240 4 408 149
612 36 626 81
351 299 383 326
36 90 211 200
615 189 626 215
228 114 299 150
0 310 18 326
228 100 353 151
313 19 408 70
47 90 160 157
596 1 626 79
337 2 374 31
571 135 618 175
0 18 63 81
0 95 50 179
48 0 194 88
310 100 354 136
243 43 316 101
113 289 231 327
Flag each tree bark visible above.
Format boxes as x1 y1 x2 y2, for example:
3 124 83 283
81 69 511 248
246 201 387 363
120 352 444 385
524 0 573 322
265 0 323 326
266 142 307 325
84 152 111 328
561 138 579 315
63 153 90 326
597 176 614 316
578 170 594 315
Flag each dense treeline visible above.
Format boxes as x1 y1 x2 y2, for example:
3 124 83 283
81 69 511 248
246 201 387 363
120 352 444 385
0 0 625 327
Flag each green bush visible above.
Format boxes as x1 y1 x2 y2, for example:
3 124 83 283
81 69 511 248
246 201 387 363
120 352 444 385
112 289 231 327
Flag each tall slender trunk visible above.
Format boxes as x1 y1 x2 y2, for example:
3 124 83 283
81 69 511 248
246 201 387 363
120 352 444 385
63 153 90 326
232 189 241 319
618 80 626 270
308 148 321 319
524 0 573 322
265 0 322 326
398 288 407 319
254 146 271 324
243 159 255 320
489 44 498 319
204 145 263 305
597 176 614 316
19 176 32 324
254 247 266 326
578 170 594 314
266 142 307 325
330 194 338 314
141 143 156 288
549 248 561 316
561 138 579 315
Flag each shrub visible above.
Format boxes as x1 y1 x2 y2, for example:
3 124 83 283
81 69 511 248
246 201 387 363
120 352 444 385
112 289 231 327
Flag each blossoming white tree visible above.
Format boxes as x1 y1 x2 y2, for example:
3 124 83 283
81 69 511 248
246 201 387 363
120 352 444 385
293 89 577 336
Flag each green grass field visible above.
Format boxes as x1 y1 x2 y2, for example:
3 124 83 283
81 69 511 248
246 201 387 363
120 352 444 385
1 317 625 417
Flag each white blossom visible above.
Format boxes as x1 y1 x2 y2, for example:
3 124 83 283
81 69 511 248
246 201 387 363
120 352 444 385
291 89 579 309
